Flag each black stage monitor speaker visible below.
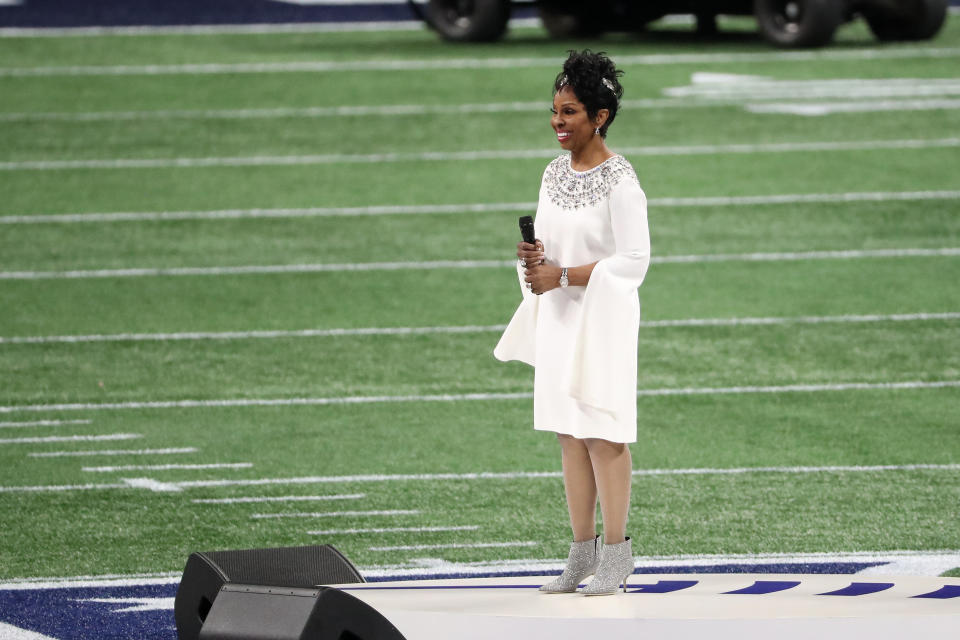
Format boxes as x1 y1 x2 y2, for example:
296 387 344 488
197 584 406 640
175 545 371 640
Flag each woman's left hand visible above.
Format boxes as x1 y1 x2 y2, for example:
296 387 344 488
524 264 562 295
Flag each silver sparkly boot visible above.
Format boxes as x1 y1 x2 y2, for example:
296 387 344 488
539 536 600 593
581 537 633 596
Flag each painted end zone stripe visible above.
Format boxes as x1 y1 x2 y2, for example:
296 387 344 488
1 380 958 414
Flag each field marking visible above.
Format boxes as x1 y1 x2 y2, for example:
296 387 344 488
0 433 141 444
2 138 958 171
747 98 960 116
250 509 420 519
1 380 958 415
28 447 197 458
2 247 957 281
0 463 957 495
667 76 960 100
4 190 958 225
0 419 92 428
0 98 737 123
191 493 365 504
2 549 958 588
3 312 959 346
2 47 959 77
369 541 538 552
0 623 57 640
308 525 480 535
81 462 252 472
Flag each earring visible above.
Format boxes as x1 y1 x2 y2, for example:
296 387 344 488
594 127 600 135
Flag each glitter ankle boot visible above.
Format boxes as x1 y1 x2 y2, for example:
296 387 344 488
581 537 633 595
538 536 600 593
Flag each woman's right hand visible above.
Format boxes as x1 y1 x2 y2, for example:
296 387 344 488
516 240 544 267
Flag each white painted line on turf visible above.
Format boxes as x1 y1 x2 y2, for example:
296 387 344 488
2 380 959 415
0 433 141 444
250 509 420 519
2 248 957 281
2 138 958 171
28 447 197 458
4 312 959 346
81 462 252 472
4 190 959 225
0 572 182 591
0 419 92 428
308 525 480 535
0 97 772 123
191 493 365 504
369 541 538 552
1 47 958 75
1 463 958 494
667 76 960 100
747 98 960 116
122 478 182 492
74 597 174 613
0 623 57 640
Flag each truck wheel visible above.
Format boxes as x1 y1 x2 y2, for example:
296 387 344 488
537 4 604 38
862 0 948 41
754 0 844 47
428 0 510 42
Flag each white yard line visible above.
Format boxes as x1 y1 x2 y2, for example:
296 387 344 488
250 509 420 519
2 248 957 281
2 47 959 76
308 525 480 535
3 312 958 346
4 190 958 225
369 541 537 552
747 98 960 116
28 447 196 457
0 433 141 444
191 493 365 504
1 380 958 416
2 138 958 171
1 462 957 494
0 419 92 428
0 98 729 123
81 462 252 472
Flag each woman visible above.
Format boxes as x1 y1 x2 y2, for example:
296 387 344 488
494 50 651 596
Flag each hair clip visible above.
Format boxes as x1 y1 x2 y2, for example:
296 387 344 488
601 78 615 92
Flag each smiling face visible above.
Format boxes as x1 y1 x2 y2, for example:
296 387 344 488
551 85 606 153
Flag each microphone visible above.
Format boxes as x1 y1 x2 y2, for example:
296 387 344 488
519 216 536 245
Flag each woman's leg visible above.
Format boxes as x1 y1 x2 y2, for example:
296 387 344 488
557 434 598 541
584 438 632 544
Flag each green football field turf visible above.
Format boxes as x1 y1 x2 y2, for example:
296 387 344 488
0 16 958 581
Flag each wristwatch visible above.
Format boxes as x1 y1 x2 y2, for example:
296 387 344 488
559 268 569 288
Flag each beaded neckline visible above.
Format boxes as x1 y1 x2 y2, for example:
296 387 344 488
543 153 638 210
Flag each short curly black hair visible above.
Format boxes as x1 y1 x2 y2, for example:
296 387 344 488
553 49 624 139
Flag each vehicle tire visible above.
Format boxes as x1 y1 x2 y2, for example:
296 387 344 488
537 3 604 38
427 0 510 42
754 0 845 47
862 0 948 41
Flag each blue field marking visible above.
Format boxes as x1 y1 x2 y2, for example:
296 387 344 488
724 580 802 595
817 582 896 596
0 583 178 640
913 585 960 599
625 580 699 594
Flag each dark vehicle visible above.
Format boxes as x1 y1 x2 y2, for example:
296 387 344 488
422 0 949 48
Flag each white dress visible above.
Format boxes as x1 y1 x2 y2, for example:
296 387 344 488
494 154 651 444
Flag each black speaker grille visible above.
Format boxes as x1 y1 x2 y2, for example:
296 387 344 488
201 545 364 587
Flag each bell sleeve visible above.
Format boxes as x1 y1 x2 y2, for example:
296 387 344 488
563 178 651 414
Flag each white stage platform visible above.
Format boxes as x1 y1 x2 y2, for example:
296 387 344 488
334 573 960 639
